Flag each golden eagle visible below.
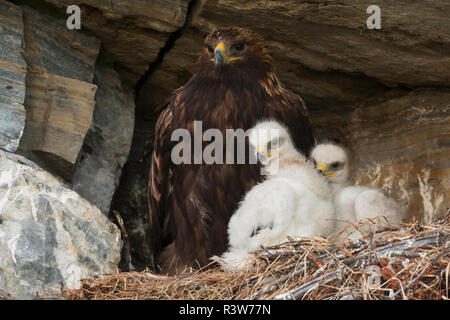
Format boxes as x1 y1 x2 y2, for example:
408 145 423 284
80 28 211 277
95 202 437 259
148 27 314 274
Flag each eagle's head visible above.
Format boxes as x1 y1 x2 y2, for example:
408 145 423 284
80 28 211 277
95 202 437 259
310 143 350 185
198 27 272 74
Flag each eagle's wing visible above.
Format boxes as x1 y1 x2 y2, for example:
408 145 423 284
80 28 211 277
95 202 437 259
148 89 180 257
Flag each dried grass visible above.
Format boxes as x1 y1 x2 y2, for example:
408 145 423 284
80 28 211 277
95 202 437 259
64 214 449 300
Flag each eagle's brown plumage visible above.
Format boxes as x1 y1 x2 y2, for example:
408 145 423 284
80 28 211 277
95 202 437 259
148 27 314 274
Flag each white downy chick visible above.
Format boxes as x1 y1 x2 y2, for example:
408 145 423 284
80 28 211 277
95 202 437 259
219 120 334 271
310 143 405 241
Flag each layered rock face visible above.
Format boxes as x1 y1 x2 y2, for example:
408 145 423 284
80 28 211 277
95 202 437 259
17 6 100 181
0 1 136 215
0 2 27 153
313 89 450 222
0 150 121 300
72 66 135 214
44 0 192 84
142 0 450 107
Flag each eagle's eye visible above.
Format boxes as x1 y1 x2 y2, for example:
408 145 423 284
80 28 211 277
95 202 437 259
233 42 245 51
206 45 214 53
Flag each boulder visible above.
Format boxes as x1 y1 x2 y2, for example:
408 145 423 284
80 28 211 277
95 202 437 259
18 6 100 181
72 65 135 214
0 150 121 300
0 1 27 153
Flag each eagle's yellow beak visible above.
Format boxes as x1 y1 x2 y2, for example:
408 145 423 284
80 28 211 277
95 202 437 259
316 163 336 179
212 42 242 68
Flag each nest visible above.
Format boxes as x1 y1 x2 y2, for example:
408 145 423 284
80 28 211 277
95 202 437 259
64 214 449 300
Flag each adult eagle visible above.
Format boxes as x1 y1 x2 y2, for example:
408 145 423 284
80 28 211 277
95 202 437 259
148 27 314 274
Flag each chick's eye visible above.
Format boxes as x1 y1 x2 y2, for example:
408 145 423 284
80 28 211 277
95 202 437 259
331 162 341 170
268 139 278 150
234 42 245 51
206 45 214 53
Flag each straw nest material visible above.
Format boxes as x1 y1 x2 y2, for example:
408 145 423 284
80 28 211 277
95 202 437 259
65 214 449 300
